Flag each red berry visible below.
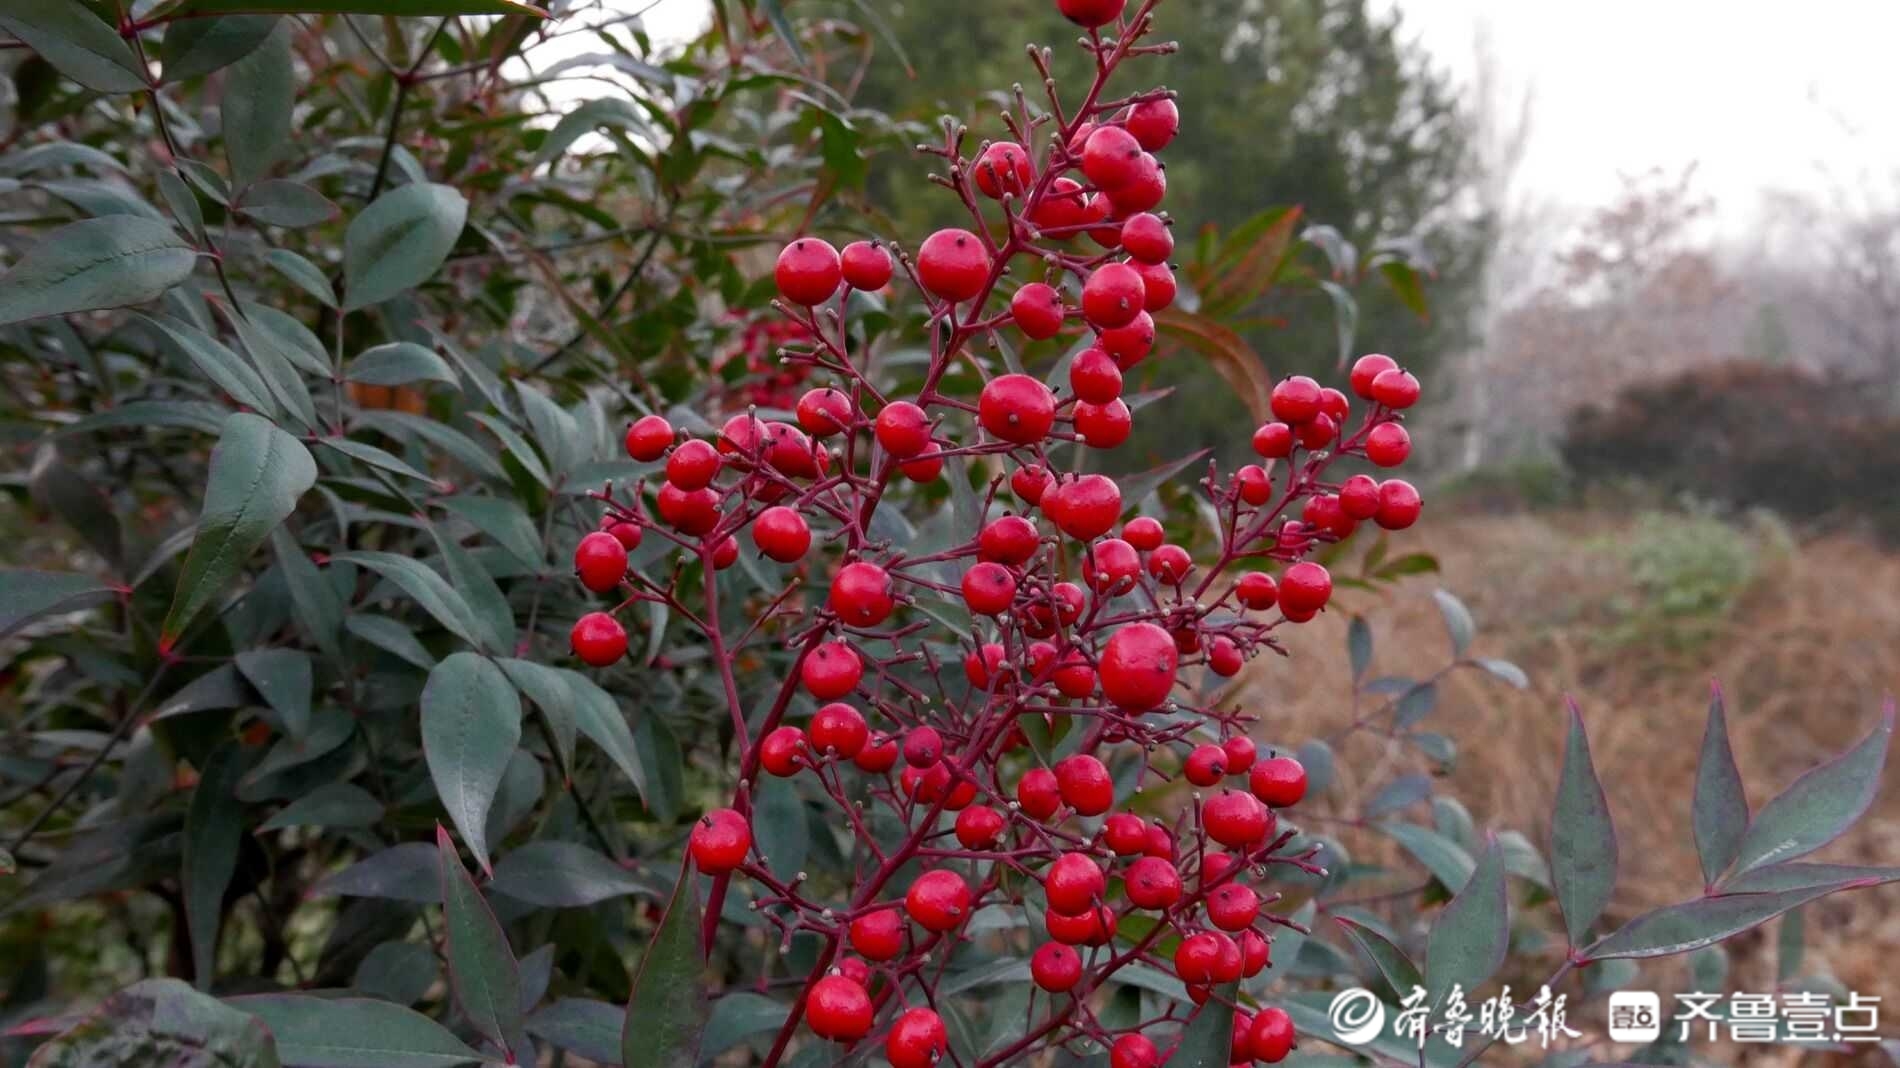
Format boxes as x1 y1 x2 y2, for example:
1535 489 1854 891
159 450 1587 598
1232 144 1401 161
1320 386 1351 422
1251 422 1293 459
978 515 1040 565
917 228 991 302
1206 882 1259 931
1099 622 1178 711
1103 813 1149 855
1031 942 1083 992
1045 903 1114 946
1120 212 1172 263
1082 263 1145 329
1144 823 1175 859
797 387 854 438
1132 260 1175 311
1084 537 1142 594
979 373 1057 444
961 562 1018 616
1054 754 1114 816
570 612 627 666
1111 1034 1160 1068
1011 282 1067 340
624 414 673 461
1184 744 1228 787
1203 790 1272 848
1207 636 1243 677
1375 478 1421 530
1012 464 1054 505
1082 191 1122 247
854 733 898 773
874 401 931 458
1371 367 1421 409
801 641 863 699
849 907 905 960
1269 375 1323 424
955 805 1006 848
708 532 738 567
1240 929 1272 976
688 808 750 873
1350 353 1398 399
839 240 892 290
810 702 868 759
1235 464 1273 507
1105 154 1165 214
774 238 841 306
1250 1007 1295 1063
1069 347 1123 404
1365 421 1411 467
806 974 873 1042
1279 561 1332 614
1080 125 1144 190
1057 0 1126 28
1121 516 1163 552
1235 571 1277 610
602 518 642 551
974 141 1034 199
1031 176 1090 234
1145 544 1189 585
759 726 807 777
1339 474 1381 519
1222 736 1257 774
752 506 811 563
574 530 628 593
831 561 895 626
1174 932 1225 984
1017 768 1062 820
1044 474 1122 541
1124 856 1181 910
1297 414 1334 453
903 726 944 768
665 438 721 491
886 1008 947 1068
905 870 972 932
965 643 1010 689
656 483 719 535
1075 398 1133 449
899 444 943 483
717 413 762 458
1098 310 1155 366
1052 652 1097 699
1126 98 1179 151
1045 852 1106 915
1250 755 1308 807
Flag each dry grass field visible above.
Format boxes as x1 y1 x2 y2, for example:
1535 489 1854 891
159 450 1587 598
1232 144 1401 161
1233 508 1900 1063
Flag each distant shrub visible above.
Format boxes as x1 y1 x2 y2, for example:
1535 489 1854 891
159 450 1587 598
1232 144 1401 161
1436 455 1575 513
1596 510 1788 650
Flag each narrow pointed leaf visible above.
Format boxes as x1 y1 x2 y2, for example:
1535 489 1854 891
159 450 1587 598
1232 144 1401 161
144 313 276 416
421 653 521 874
237 180 338 227
183 743 248 989
173 0 547 13
235 648 313 739
1425 836 1507 1006
1693 684 1748 885
0 217 195 325
1722 861 1900 894
270 527 344 661
528 999 621 1065
161 15 278 83
331 551 485 648
490 841 660 908
1586 881 1885 960
229 995 482 1067
344 183 468 310
313 843 439 902
1725 704 1894 879
437 826 525 1057
1336 916 1424 996
223 23 292 188
1551 700 1617 945
349 342 458 387
1166 981 1238 1068
1431 589 1475 656
0 569 121 639
620 865 706 1068
0 4 147 93
259 782 382 831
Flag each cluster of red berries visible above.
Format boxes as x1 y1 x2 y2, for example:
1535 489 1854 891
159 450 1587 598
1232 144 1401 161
711 310 817 411
566 2 1429 1064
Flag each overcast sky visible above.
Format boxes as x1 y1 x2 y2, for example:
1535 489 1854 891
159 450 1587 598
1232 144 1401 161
627 0 1900 227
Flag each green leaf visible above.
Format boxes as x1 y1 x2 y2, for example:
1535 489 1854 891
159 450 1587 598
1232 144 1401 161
1472 657 1528 689
345 613 436 669
1725 703 1893 879
438 496 540 567
1425 836 1507 1007
314 843 438 903
633 713 681 824
160 170 207 239
237 179 338 227
241 707 354 785
490 841 658 908
30 979 279 1068
265 249 337 307
1551 699 1617 945
356 412 507 483
0 569 121 639
270 527 345 661
535 99 651 166
752 775 808 880
470 412 552 487
0 217 196 325
343 183 469 310
161 15 279 83
1377 821 1475 892
321 437 439 486
1431 589 1474 657
1693 685 1748 885
183 744 248 990
1722 861 1900 894
349 342 457 387
56 399 227 437
702 992 790 1063
620 869 707 1068
422 653 522 874
162 413 317 645
1166 981 1237 1068
428 527 514 652
259 782 382 831
1363 773 1430 819
503 660 647 806
1585 881 1882 960
332 550 486 649
437 825 525 1057
223 23 292 188
514 381 582 477
1377 260 1431 319
144 313 276 416
173 0 546 14
1346 615 1372 680
528 999 620 1066
234 648 313 738
229 995 482 1068
354 942 441 1006
1335 915 1423 996
0 3 147 94
0 141 127 177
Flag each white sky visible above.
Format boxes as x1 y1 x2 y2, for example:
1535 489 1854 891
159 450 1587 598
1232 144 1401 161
621 0 1900 227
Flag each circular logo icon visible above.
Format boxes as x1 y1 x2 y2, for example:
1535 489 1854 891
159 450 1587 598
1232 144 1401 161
1328 987 1386 1046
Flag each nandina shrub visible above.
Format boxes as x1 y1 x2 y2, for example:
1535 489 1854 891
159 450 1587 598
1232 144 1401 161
1 3 1895 1068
